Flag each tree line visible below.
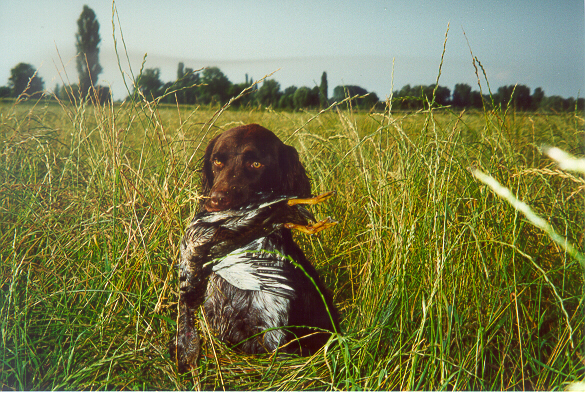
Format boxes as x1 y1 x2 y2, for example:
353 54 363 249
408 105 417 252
127 65 383 110
392 83 584 112
1 5 582 113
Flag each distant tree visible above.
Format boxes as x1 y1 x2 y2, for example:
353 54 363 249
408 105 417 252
494 85 515 109
59 84 81 103
0 86 11 98
566 97 576 111
227 82 252 107
293 87 310 109
177 62 185 80
333 85 380 109
90 85 111 104
256 79 282 107
396 84 412 97
532 87 545 110
8 63 44 98
168 64 202 104
408 84 450 107
181 68 202 104
278 86 297 109
319 71 328 107
200 67 231 104
452 84 472 108
420 85 434 105
157 82 175 104
75 5 102 97
433 85 451 106
513 85 532 110
135 68 163 100
541 95 573 112
394 84 417 109
310 86 321 106
332 85 368 103
392 84 446 109
470 91 484 108
292 86 312 109
362 91 380 109
495 85 532 111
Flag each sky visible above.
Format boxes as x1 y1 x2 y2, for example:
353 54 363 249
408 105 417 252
1 0 584 101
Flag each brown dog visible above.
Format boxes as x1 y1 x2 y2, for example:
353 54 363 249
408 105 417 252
196 124 339 355
201 124 312 211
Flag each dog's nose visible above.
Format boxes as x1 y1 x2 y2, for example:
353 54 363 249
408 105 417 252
206 190 230 211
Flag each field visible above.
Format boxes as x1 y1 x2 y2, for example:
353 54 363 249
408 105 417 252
1 93 584 390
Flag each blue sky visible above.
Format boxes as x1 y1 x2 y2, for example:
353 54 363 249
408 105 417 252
1 0 584 101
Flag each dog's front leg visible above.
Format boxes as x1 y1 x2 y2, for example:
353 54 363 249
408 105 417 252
171 294 201 373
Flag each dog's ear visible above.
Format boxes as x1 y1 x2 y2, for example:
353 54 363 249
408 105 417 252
279 144 312 197
200 135 219 196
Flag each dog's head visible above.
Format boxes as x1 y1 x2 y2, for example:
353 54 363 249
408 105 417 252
201 124 311 211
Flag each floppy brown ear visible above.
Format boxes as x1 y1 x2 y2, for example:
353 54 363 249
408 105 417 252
278 143 312 198
200 135 219 197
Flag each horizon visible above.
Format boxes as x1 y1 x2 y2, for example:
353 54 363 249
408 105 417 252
2 1 584 101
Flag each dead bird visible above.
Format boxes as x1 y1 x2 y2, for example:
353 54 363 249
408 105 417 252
171 192 339 373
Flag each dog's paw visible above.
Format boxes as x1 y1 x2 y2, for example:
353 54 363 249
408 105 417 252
169 329 201 374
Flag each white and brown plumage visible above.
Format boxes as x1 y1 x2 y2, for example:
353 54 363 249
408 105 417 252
171 192 338 372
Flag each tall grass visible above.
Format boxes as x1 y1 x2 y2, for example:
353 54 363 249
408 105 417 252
1 63 584 391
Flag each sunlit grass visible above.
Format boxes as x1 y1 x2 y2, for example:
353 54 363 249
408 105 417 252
1 89 583 390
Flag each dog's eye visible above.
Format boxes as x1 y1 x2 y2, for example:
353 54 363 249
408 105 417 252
213 159 223 167
251 161 262 169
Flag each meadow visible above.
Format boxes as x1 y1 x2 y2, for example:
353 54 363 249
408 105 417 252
0 92 583 390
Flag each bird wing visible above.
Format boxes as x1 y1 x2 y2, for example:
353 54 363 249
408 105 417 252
210 236 296 300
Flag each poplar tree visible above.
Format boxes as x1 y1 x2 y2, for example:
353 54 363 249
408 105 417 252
319 71 328 107
76 5 102 97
